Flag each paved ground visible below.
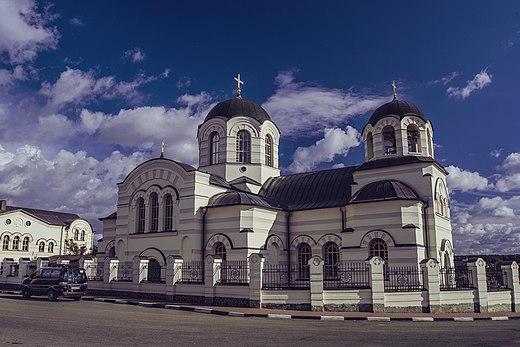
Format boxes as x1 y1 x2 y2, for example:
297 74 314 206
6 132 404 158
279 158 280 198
1 293 520 346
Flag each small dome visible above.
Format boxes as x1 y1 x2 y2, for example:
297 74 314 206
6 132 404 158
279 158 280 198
205 97 271 123
208 191 282 209
351 180 422 203
368 99 426 126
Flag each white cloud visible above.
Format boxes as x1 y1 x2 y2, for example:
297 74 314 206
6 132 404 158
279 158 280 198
495 152 520 192
429 71 460 85
446 69 492 100
490 148 503 158
262 70 388 137
69 18 84 26
287 126 360 173
446 165 491 192
123 47 146 63
39 67 170 110
0 0 59 64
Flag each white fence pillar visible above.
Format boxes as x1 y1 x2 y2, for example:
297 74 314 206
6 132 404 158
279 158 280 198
133 256 148 283
105 257 119 282
420 258 441 313
204 255 222 304
79 256 95 279
501 261 520 312
166 255 183 285
36 257 49 269
248 253 264 308
467 258 488 313
309 256 324 312
1 259 14 278
366 256 385 313
18 258 31 278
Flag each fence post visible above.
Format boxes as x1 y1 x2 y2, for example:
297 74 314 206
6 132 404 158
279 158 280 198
106 257 119 282
132 256 148 283
79 256 95 279
467 258 488 313
248 253 264 308
420 258 441 313
2 259 13 278
166 255 183 285
18 258 31 278
36 257 49 269
501 261 520 312
308 255 324 312
204 255 222 304
366 256 385 313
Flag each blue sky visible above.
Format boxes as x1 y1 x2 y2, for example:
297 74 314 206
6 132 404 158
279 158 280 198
0 0 519 254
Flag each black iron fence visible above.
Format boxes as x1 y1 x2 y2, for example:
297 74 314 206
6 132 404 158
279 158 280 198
86 264 104 281
439 267 473 290
323 262 370 290
218 260 249 285
177 261 204 284
384 266 423 292
262 264 310 290
486 268 508 291
112 262 133 282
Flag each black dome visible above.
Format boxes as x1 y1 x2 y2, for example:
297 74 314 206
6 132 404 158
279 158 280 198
208 191 282 209
368 99 427 126
350 180 422 203
205 97 271 123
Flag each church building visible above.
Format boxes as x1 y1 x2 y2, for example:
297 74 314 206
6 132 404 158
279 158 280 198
98 79 455 276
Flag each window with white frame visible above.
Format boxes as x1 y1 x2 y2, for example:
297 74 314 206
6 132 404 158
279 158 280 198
164 194 173 231
150 193 159 232
297 242 312 279
137 198 145 233
2 235 9 250
369 238 388 261
210 132 220 165
322 241 340 279
236 130 251 163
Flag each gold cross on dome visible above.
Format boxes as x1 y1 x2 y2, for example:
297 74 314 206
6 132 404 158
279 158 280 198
234 73 244 97
160 140 167 158
392 80 397 100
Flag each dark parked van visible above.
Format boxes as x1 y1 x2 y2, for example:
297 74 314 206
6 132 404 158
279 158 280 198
21 266 88 301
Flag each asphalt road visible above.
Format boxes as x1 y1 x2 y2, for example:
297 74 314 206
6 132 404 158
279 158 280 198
1 294 520 347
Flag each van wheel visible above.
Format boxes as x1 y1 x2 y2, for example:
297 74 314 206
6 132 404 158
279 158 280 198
22 287 31 299
47 289 57 301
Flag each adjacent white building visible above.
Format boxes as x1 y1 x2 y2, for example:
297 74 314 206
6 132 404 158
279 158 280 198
98 94 455 275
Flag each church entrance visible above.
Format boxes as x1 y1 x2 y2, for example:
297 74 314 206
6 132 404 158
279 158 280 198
147 259 162 283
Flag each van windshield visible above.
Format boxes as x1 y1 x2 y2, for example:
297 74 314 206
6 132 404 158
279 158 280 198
62 268 87 284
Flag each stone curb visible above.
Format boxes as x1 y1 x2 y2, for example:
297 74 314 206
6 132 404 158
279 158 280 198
82 296 520 322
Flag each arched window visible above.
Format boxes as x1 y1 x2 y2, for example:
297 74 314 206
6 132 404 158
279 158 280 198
369 238 388 261
147 259 162 283
265 134 273 166
297 243 312 279
214 242 227 260
366 132 374 159
443 252 451 269
322 242 340 279
108 246 116 257
164 194 174 231
74 229 79 240
48 242 54 253
236 130 251 163
407 124 420 153
2 235 9 250
150 193 159 232
382 126 396 155
38 241 45 253
210 132 220 165
22 237 29 251
427 129 433 156
137 198 145 233
80 230 85 241
12 236 20 250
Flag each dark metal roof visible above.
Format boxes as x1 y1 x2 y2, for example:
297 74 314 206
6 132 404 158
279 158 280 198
357 155 447 174
99 212 117 221
209 174 233 189
205 97 271 123
229 176 262 186
2 206 80 226
208 191 283 210
350 180 422 203
259 167 357 211
368 99 427 126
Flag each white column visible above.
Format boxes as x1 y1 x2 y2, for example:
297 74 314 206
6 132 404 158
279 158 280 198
467 258 488 313
501 261 520 312
18 258 31 278
204 255 222 304
80 257 95 280
420 258 441 313
106 257 119 282
133 256 148 283
309 255 324 312
366 256 385 313
248 253 264 308
167 256 183 285
36 257 49 269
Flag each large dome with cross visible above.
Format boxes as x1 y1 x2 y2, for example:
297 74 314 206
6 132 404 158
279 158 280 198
204 97 272 124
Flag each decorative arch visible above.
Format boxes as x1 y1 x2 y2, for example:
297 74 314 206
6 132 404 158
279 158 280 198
263 234 285 251
260 122 280 143
435 178 450 218
401 115 425 128
290 235 317 250
381 125 397 155
104 240 115 254
205 233 233 252
360 230 395 248
199 123 226 144
374 117 400 133
228 120 260 137
139 247 166 265
440 239 454 269
316 233 342 249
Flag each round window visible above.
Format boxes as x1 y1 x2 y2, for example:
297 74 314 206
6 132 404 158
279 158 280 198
25 221 31 227
5 218 11 225
240 166 247 173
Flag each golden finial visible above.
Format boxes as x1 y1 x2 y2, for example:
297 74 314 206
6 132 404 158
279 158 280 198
391 80 397 100
234 73 244 97
160 140 166 158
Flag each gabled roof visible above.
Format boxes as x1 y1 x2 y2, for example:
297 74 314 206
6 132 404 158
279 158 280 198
259 166 357 211
1 206 81 226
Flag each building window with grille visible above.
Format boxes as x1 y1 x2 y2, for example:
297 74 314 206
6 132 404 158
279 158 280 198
297 243 312 279
369 238 388 261
323 241 340 279
22 237 29 251
137 198 145 233
236 130 251 163
3 236 9 250
80 230 85 241
265 134 273 166
48 242 54 253
407 124 420 153
214 242 227 260
12 236 20 250
150 193 159 232
382 126 397 155
39 241 45 253
210 132 220 165
74 229 79 240
164 194 174 231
